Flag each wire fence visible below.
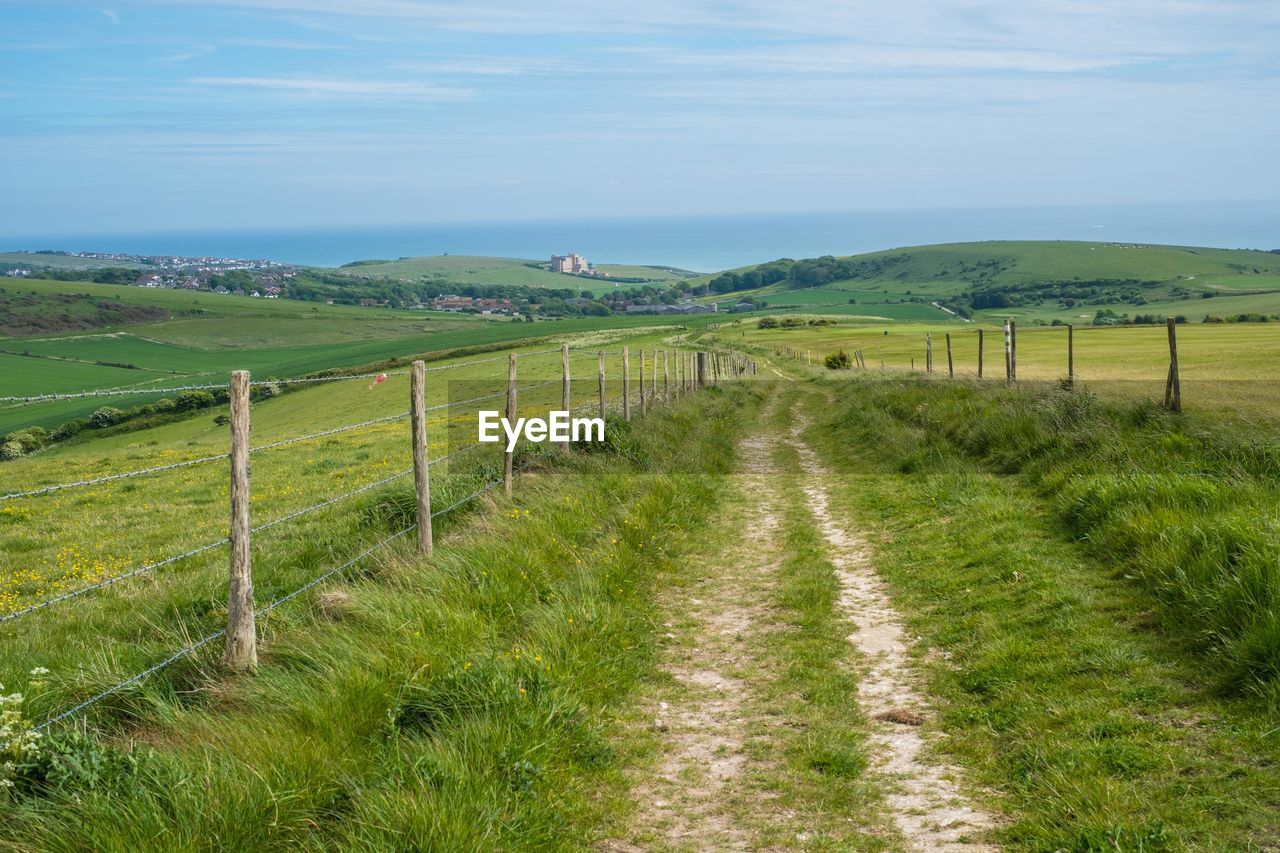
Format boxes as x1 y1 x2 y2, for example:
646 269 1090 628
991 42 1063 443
4 342 754 734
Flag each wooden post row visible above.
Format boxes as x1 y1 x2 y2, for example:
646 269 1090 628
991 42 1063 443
224 370 257 671
504 353 517 496
410 360 433 556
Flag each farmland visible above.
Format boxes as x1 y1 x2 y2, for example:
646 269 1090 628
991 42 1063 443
0 277 723 433
3 264 1280 849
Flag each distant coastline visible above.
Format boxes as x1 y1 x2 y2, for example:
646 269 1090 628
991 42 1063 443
6 202 1277 274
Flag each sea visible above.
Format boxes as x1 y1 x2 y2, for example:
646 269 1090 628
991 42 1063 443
7 202 1278 274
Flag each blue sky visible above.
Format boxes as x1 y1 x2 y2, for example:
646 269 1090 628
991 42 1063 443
2 0 1278 238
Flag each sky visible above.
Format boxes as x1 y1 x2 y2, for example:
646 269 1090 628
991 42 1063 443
2 0 1278 238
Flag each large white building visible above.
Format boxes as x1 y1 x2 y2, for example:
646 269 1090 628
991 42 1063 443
549 253 604 276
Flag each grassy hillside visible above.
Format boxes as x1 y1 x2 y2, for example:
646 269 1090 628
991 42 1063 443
702 241 1280 324
332 254 699 293
0 252 160 271
0 278 721 433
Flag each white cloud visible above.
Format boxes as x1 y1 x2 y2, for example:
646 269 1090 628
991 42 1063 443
101 8 120 24
185 76 474 101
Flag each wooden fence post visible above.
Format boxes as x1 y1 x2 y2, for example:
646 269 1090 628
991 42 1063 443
1067 324 1075 388
597 350 606 418
1165 318 1182 413
622 346 631 421
504 353 516 496
978 328 984 379
663 350 669 402
697 351 708 387
638 349 647 416
1010 320 1017 382
654 349 660 398
561 342 571 413
224 369 256 671
1004 320 1012 385
946 334 954 378
926 334 933 373
410 360 433 556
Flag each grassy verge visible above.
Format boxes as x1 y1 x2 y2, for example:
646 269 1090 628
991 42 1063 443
0 386 746 849
800 378 1280 849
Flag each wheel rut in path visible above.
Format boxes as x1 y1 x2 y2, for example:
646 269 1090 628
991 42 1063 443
787 421 997 851
604 423 795 850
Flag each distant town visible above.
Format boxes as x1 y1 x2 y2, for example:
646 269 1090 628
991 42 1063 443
2 249 756 319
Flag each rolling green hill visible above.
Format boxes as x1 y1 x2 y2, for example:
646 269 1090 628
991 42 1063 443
701 241 1280 324
0 276 719 433
0 252 160 271
331 254 700 293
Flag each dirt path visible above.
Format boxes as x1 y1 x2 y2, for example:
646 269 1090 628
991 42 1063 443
606 426 788 850
787 421 997 851
607 392 994 851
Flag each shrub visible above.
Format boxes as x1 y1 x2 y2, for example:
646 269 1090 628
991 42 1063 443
175 390 214 411
0 441 24 461
213 414 230 427
824 350 852 370
152 398 176 413
88 407 124 429
50 419 88 441
757 317 779 329
4 428 49 453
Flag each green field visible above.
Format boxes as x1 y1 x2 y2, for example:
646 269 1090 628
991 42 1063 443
0 278 723 433
331 254 700 292
0 252 160 271
5 251 1280 848
699 240 1280 325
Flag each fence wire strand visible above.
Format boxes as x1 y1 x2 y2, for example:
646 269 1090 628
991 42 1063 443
33 465 523 732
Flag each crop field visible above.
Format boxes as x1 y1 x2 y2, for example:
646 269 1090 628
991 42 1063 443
0 279 722 433
710 316 1280 418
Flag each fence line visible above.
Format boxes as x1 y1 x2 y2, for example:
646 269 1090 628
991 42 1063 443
0 346 569 406
13 344 757 732
33 461 529 732
0 451 230 501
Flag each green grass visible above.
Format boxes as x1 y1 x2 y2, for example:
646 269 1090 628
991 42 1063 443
0 373 745 850
697 241 1280 325
0 253 160 271
798 378 1280 848
330 254 699 292
707 317 1280 419
0 295 721 433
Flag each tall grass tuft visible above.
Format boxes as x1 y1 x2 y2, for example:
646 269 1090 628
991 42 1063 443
820 377 1280 705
